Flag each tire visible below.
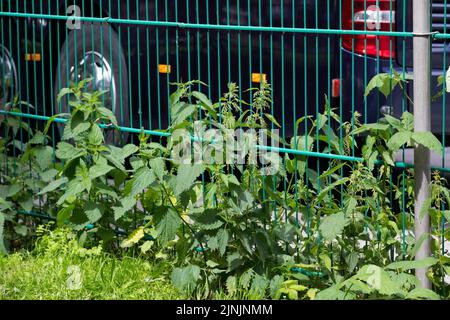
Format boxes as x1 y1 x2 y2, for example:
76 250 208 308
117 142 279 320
0 44 18 107
53 22 129 145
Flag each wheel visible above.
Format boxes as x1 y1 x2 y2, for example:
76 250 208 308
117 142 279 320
53 22 129 145
0 44 18 107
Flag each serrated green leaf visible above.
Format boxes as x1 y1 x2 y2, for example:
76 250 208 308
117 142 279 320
39 169 59 183
57 88 72 103
386 257 439 271
412 132 443 155
265 113 281 128
88 124 104 145
270 275 284 299
380 149 395 166
89 163 114 180
406 287 441 300
120 226 145 248
0 214 7 254
28 131 46 145
193 209 223 230
124 166 155 197
226 276 238 295
172 104 197 126
85 202 102 224
171 264 201 295
191 91 217 120
154 207 182 245
387 131 412 152
174 164 205 196
140 240 154 254
38 177 68 195
319 212 349 241
355 265 402 296
149 158 165 181
217 229 229 257
96 106 118 127
365 73 401 98
13 225 27 237
55 142 85 160
113 197 137 221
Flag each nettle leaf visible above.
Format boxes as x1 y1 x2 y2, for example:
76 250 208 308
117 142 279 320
270 275 284 299
354 265 402 296
406 288 440 300
113 197 137 221
265 113 281 128
154 207 182 245
380 149 395 167
0 213 7 254
85 201 102 224
124 166 155 197
0 184 22 198
315 285 348 300
120 144 140 159
174 164 205 196
193 209 223 230
34 146 54 171
412 132 443 155
226 276 238 296
96 106 118 127
89 163 114 180
28 131 46 145
88 124 104 145
387 131 412 152
120 226 145 248
354 123 390 135
365 73 401 98
38 177 68 195
149 158 165 181
386 257 439 272
383 114 404 131
217 229 229 257
55 142 85 160
171 264 201 295
56 178 88 206
319 212 349 241
14 225 28 237
72 120 91 137
172 103 197 126
191 91 217 120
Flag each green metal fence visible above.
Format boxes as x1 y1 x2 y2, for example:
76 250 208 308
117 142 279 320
1 0 450 289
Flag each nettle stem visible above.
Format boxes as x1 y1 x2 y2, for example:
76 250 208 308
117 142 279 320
161 184 209 266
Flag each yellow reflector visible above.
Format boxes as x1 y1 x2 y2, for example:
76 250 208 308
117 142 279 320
158 64 171 74
25 53 41 62
252 73 267 83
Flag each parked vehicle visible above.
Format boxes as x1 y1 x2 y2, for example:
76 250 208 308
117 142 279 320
1 0 449 140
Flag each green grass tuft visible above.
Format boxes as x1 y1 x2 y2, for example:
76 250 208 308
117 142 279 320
0 226 184 300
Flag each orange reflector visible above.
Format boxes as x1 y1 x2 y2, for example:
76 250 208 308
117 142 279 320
25 53 41 62
158 64 171 74
252 73 267 83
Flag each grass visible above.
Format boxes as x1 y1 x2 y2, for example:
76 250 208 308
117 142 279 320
0 226 184 300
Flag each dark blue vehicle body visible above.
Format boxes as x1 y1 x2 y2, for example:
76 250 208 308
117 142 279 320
1 0 449 139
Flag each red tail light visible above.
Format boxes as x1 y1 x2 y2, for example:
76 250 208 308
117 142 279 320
342 0 396 59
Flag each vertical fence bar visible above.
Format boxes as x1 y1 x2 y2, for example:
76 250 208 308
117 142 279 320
413 0 432 289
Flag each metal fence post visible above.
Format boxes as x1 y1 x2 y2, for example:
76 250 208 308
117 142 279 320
413 0 432 289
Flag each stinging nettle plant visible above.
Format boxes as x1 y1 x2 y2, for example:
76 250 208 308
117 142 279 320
0 74 448 300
